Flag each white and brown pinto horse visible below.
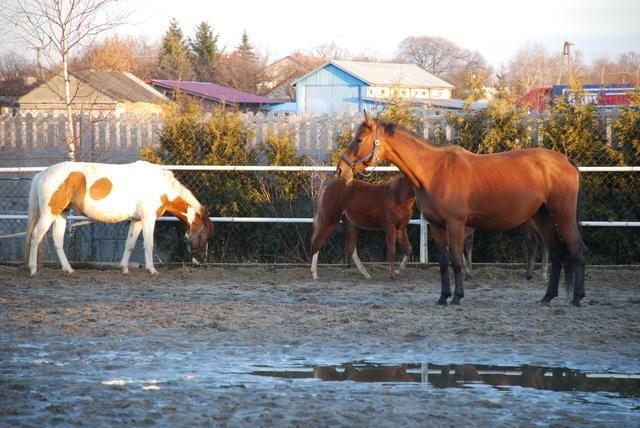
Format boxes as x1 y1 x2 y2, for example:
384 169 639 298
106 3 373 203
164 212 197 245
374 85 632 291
25 160 213 275
339 112 585 306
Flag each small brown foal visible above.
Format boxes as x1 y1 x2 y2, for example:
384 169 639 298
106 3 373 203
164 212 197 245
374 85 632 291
311 174 416 279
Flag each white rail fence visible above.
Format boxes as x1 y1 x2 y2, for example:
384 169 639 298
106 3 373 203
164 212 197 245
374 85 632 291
1 165 639 265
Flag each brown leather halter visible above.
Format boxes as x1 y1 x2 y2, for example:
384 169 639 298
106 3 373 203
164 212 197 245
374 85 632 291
340 124 380 177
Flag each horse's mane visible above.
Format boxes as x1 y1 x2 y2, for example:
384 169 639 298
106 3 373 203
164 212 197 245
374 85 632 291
162 170 203 212
377 120 439 148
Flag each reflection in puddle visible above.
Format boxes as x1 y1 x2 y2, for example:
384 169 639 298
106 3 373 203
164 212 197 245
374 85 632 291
252 363 640 397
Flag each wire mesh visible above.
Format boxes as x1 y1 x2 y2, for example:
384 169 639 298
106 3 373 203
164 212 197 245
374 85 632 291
1 107 639 265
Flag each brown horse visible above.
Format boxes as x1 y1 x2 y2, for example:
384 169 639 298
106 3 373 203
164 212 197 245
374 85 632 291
311 174 416 279
338 112 585 305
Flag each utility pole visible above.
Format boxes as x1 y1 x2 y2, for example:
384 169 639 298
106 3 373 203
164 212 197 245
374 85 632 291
557 41 574 86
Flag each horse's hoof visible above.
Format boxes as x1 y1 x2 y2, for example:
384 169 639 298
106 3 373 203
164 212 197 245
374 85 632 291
540 295 555 305
436 297 448 306
570 298 582 307
148 269 159 275
450 297 461 305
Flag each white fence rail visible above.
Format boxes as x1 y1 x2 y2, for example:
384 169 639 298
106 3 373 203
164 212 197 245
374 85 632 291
1 165 639 265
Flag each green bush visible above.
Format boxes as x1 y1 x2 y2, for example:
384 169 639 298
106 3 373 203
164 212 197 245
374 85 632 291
141 101 315 262
142 96 639 265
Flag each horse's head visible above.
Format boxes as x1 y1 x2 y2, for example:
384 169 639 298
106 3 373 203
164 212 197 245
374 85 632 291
338 110 384 179
185 207 214 264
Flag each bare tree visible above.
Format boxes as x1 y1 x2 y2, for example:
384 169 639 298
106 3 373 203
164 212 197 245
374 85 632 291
0 51 36 80
505 44 561 97
2 0 129 160
588 57 615 85
613 51 640 85
74 35 157 79
397 36 491 98
309 42 351 61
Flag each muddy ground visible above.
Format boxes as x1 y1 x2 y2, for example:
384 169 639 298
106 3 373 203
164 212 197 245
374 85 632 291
1 264 639 426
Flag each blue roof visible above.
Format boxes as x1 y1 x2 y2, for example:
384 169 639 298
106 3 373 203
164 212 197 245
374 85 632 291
265 102 297 113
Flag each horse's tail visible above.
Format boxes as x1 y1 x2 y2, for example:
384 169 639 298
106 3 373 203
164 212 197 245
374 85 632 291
576 163 585 230
23 175 41 267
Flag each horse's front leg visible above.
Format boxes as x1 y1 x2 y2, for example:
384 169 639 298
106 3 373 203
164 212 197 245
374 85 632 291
430 225 451 305
448 222 466 305
345 220 371 279
121 220 142 274
141 217 159 275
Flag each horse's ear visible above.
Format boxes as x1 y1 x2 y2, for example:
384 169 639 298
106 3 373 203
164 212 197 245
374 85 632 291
363 109 374 128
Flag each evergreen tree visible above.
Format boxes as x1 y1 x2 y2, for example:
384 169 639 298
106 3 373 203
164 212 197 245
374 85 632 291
190 21 218 82
236 30 256 62
156 19 194 80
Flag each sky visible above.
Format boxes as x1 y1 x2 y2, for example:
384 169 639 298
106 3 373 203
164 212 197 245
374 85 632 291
122 0 640 68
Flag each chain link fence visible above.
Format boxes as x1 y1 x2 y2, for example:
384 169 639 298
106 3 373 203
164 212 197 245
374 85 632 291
1 104 639 266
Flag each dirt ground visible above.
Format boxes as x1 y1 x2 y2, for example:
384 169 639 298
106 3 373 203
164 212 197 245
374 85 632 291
1 263 639 426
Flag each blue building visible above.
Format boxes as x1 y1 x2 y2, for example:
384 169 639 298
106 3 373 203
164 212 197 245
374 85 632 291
292 60 454 115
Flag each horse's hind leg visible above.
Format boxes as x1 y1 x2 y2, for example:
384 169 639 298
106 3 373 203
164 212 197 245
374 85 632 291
385 225 397 280
533 209 564 304
521 223 538 280
52 212 73 274
447 222 467 305
28 213 55 276
462 228 474 279
430 224 451 305
120 220 142 274
556 220 586 306
540 245 549 281
141 217 158 275
396 227 412 273
345 220 371 279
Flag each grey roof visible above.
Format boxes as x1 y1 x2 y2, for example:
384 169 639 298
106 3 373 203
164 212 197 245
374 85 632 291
329 60 454 89
75 71 166 103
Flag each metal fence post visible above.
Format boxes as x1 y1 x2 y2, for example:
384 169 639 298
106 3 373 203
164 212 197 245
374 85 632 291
419 214 428 264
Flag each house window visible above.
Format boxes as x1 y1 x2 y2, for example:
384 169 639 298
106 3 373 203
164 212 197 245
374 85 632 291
401 90 406 96
380 89 385 95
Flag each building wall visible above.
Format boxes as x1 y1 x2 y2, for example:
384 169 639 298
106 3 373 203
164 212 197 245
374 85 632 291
364 86 452 99
295 64 454 114
295 64 366 115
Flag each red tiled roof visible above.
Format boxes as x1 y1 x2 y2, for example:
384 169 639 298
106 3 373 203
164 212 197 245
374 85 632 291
150 80 281 105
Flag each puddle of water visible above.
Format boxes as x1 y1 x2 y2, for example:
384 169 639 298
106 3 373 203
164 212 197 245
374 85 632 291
251 362 640 398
